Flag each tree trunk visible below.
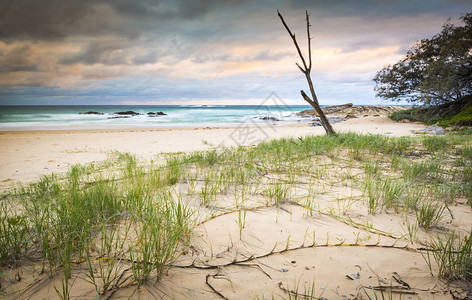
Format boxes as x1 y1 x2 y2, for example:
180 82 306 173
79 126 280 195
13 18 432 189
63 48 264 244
277 10 335 135
301 89 335 135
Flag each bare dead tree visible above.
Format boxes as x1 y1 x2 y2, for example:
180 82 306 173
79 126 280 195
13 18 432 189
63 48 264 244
277 10 336 135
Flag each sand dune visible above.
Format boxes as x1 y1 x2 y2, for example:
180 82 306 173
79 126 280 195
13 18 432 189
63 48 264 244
2 116 470 299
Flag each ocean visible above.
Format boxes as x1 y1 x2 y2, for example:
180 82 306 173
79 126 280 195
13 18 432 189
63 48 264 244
0 105 313 131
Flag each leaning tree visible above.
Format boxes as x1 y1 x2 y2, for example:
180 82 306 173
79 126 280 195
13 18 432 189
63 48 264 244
373 13 472 105
277 10 335 135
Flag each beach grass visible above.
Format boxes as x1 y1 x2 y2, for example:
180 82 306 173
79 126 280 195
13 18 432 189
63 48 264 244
1 132 471 298
424 230 472 280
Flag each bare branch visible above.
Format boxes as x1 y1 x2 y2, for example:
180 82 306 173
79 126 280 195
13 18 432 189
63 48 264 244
278 10 336 135
301 90 334 134
295 63 305 73
300 90 315 106
306 10 312 72
277 10 309 72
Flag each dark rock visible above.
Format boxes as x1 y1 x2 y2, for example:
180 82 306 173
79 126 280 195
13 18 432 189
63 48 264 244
79 111 103 115
260 116 279 121
309 120 323 127
345 113 357 119
329 117 346 124
417 125 446 135
280 267 289 272
147 111 167 116
114 111 141 116
310 116 346 127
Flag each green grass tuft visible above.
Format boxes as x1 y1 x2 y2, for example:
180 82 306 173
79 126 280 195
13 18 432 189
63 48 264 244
426 230 472 280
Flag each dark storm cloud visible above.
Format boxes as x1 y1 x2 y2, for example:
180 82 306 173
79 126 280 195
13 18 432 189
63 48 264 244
290 0 470 17
0 0 250 41
92 0 249 21
0 0 91 40
1 0 469 43
0 0 137 40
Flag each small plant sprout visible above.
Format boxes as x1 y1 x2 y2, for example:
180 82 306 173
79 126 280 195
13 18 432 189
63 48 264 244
234 209 247 240
402 216 418 244
353 231 361 245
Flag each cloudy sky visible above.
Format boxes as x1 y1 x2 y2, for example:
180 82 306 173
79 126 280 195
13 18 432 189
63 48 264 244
0 0 470 106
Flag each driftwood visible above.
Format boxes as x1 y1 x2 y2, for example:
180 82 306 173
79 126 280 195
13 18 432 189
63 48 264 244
277 10 335 135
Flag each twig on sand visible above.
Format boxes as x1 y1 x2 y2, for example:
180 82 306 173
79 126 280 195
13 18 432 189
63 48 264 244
363 285 418 295
173 241 416 270
206 273 229 299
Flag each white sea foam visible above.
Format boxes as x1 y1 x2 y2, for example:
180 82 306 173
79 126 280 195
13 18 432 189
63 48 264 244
0 105 312 130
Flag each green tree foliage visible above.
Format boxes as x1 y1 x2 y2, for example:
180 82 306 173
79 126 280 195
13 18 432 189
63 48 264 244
374 13 472 105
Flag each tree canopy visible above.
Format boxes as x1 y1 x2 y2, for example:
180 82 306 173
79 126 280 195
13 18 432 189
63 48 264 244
374 13 472 105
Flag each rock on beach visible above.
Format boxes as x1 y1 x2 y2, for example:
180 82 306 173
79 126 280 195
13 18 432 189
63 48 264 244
298 104 409 118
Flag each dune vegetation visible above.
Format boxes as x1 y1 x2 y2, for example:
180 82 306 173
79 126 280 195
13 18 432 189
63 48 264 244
389 95 472 128
1 132 471 298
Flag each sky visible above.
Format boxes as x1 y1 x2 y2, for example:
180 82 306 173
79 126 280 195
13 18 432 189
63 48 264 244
0 0 470 106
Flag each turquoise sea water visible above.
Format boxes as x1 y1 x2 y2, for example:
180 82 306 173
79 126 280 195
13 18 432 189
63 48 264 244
0 105 313 130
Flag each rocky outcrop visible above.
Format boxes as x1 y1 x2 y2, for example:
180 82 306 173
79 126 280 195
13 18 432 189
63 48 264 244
259 116 279 121
299 104 409 118
147 112 167 117
81 110 168 119
114 111 141 116
79 111 104 115
309 116 346 127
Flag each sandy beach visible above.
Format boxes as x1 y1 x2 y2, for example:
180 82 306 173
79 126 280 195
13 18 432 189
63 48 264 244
2 0 470 298
0 116 425 190
2 115 471 300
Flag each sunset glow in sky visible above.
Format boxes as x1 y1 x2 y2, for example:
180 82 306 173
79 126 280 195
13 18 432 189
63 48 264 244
0 0 470 105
